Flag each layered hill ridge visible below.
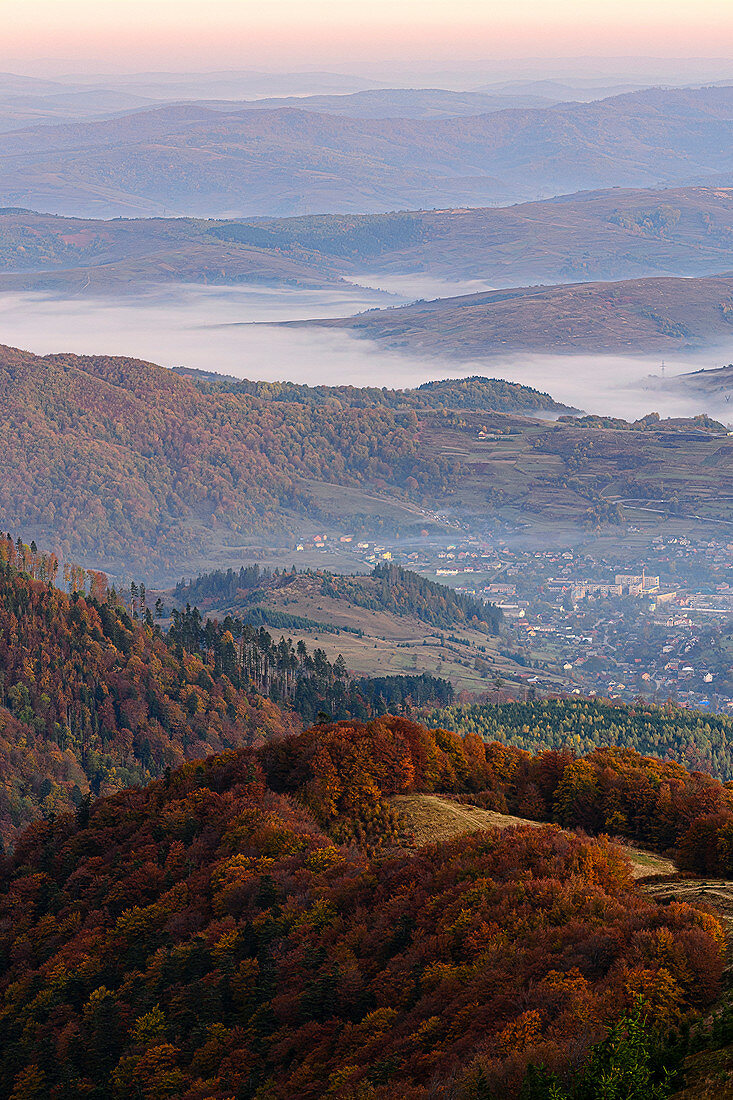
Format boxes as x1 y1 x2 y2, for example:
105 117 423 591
5 185 733 295
202 86 559 119
2 85 733 216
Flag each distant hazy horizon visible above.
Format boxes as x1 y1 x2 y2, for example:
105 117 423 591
2 1 733 73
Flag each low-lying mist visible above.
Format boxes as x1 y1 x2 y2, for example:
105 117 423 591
345 272 498 300
0 286 731 423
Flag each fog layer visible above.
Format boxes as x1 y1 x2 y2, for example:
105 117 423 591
0 286 731 422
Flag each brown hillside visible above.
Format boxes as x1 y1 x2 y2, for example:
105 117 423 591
300 273 733 355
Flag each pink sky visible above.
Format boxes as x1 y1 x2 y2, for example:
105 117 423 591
2 0 733 69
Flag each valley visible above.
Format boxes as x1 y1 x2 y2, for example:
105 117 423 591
3 342 730 584
1 43 733 1100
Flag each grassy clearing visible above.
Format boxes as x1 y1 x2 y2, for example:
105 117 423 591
390 792 675 878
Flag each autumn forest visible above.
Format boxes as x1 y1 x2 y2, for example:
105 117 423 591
0 533 731 1097
3 34 733 1100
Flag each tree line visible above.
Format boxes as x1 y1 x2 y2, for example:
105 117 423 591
427 697 733 781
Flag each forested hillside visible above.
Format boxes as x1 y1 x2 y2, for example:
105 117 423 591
427 698 733 781
167 603 455 723
6 341 730 577
0 724 723 1099
0 345 461 576
4 536 733 1095
0 536 298 840
0 537 460 839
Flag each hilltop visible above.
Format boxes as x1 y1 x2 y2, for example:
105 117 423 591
169 562 516 695
661 362 733 400
175 368 564 413
218 86 557 118
174 561 501 632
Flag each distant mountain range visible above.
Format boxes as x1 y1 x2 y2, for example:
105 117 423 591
3 185 733 294
205 87 558 118
1 86 733 217
0 87 557 135
0 68 682 135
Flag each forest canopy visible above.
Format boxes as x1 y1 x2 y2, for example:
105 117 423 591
427 698 733 781
0 730 723 1100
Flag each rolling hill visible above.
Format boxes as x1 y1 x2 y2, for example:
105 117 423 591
0 345 564 578
2 185 733 296
1 83 497 136
334 185 733 284
297 272 733 356
1 86 733 217
0 208 343 293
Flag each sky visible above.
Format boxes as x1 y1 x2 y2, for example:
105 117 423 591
2 0 733 71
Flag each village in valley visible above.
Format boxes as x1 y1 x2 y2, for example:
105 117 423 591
289 527 733 712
